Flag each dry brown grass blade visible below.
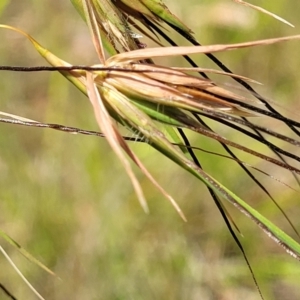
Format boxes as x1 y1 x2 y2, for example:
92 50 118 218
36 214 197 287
128 63 215 88
87 72 186 220
82 0 106 63
107 34 300 64
104 72 239 113
102 67 256 116
126 64 252 106
100 85 187 221
0 245 45 300
86 72 149 213
125 64 260 104
0 111 38 122
171 67 262 85
233 0 294 27
176 86 253 115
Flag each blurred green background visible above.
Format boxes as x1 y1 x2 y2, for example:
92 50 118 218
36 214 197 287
0 1 300 299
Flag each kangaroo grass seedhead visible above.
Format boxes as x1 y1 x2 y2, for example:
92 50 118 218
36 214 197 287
2 2 300 300
1 23 300 266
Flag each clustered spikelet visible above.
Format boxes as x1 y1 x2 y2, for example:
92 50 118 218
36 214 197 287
1 2 300 298
2 0 300 256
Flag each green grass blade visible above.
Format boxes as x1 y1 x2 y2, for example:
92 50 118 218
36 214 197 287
101 86 300 259
0 229 56 276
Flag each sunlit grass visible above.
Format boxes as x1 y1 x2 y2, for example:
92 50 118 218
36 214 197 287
0 1 300 299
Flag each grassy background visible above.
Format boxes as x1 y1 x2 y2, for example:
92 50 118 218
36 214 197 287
0 1 300 299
